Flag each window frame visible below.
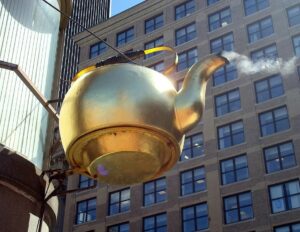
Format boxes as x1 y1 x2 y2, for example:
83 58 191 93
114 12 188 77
116 27 134 47
259 106 290 137
269 179 300 214
143 213 167 232
143 177 167 206
264 141 297 174
223 191 254 224
108 188 130 216
247 16 274 43
180 166 206 196
247 15 275 44
107 222 130 232
144 36 164 59
215 88 241 117
145 13 164 34
210 32 234 53
243 0 269 16
287 4 300 27
89 41 107 59
217 120 245 150
274 221 300 232
254 74 284 103
177 47 198 72
208 7 232 32
250 43 278 62
292 34 300 57
75 198 97 224
175 22 196 46
213 62 237 86
220 154 249 185
207 0 220 6
182 202 209 232
180 133 204 161
175 0 196 20
78 175 96 189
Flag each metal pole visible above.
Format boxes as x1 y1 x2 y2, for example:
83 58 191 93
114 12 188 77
0 60 59 122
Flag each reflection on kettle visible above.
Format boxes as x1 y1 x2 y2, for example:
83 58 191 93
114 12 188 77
59 48 228 185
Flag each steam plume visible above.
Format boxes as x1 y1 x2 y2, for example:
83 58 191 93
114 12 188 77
222 51 298 75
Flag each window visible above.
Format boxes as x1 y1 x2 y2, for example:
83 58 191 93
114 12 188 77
207 0 220 6
144 178 167 206
269 180 300 213
293 34 300 57
224 192 253 224
255 74 284 103
215 89 241 116
221 155 249 185
108 222 129 232
108 188 130 215
251 44 278 62
259 106 290 137
90 41 107 59
180 133 204 161
79 175 96 188
247 17 274 43
143 213 167 232
177 47 198 72
144 37 163 59
149 61 164 73
175 23 196 46
181 167 206 196
209 7 232 32
218 121 244 149
264 141 296 174
244 0 269 16
210 33 236 86
76 198 96 224
175 0 195 20
210 32 234 53
182 203 208 231
287 4 300 27
145 14 164 34
117 27 134 46
274 222 300 232
213 63 237 86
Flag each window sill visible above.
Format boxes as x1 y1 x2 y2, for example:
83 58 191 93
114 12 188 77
259 128 292 140
223 217 256 226
141 200 168 209
264 165 299 177
220 178 251 188
269 207 300 216
179 189 208 199
106 210 131 218
218 142 247 151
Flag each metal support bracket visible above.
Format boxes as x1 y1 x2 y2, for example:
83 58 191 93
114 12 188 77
0 60 59 122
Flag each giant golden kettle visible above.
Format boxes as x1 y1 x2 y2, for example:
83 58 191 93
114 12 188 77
59 54 228 185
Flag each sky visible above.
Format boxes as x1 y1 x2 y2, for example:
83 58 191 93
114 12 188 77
111 0 144 16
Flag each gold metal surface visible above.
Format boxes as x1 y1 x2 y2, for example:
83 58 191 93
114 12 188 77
59 55 227 185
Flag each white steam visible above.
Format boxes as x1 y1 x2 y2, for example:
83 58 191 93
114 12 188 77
222 51 298 76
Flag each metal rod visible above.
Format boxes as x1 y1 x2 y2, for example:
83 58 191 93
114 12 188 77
42 0 136 64
0 60 59 122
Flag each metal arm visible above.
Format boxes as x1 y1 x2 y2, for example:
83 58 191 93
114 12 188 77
0 60 59 122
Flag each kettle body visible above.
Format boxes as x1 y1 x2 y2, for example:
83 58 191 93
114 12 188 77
59 55 228 185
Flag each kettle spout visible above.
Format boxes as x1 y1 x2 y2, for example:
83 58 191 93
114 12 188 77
174 54 228 134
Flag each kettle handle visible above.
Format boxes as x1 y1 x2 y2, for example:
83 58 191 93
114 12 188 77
144 46 178 75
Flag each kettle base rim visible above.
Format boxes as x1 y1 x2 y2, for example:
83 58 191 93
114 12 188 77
67 125 181 185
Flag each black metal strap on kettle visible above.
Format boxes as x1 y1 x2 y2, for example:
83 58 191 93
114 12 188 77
72 46 178 82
